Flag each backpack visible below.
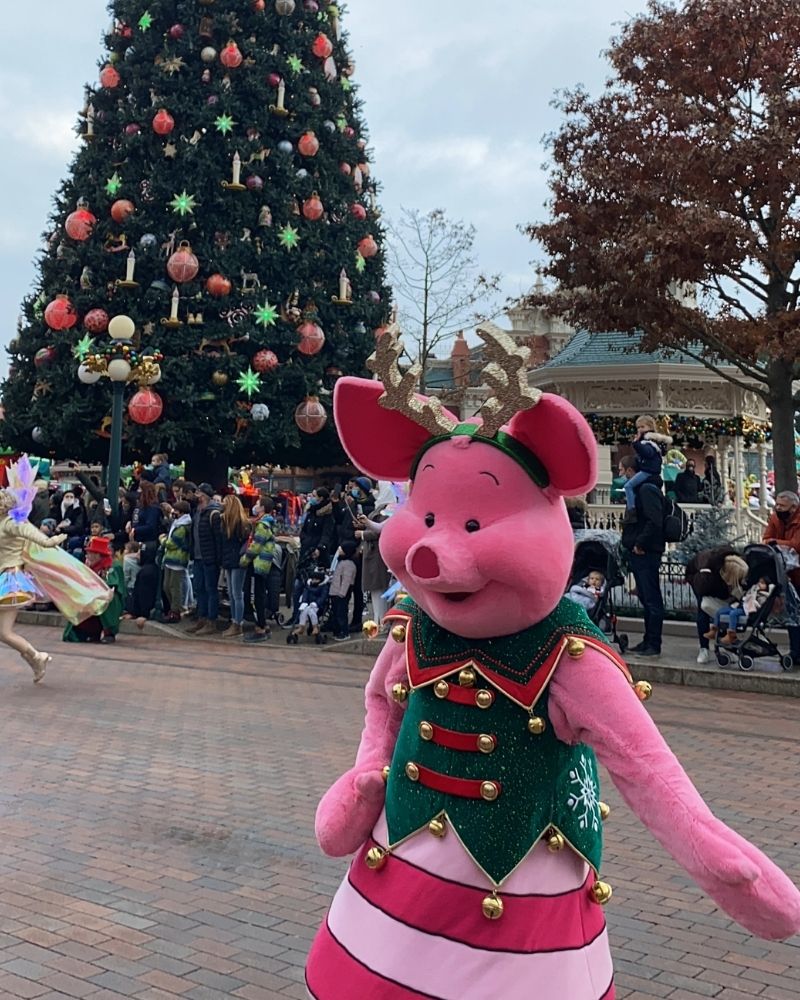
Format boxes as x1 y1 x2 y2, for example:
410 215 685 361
663 496 689 543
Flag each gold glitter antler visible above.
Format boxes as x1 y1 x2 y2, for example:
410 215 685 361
367 326 459 436
474 323 541 437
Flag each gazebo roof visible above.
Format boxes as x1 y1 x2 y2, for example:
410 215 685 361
538 330 701 371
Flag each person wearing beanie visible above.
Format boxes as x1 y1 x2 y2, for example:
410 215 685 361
63 536 126 644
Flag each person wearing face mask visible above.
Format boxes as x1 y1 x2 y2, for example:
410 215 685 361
335 477 375 632
300 487 337 558
763 490 800 664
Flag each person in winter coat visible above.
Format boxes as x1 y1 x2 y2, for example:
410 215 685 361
624 415 672 511
124 543 160 624
763 490 800 664
29 481 52 528
620 455 665 657
162 501 192 622
130 481 162 547
57 489 88 555
150 453 172 495
220 494 252 639
356 511 390 626
186 484 223 636
674 459 703 503
701 455 724 505
300 487 338 557
336 477 375 630
329 540 358 640
685 544 740 664
240 496 278 643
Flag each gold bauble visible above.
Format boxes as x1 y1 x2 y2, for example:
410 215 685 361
567 637 586 658
390 623 407 643
212 370 228 386
634 680 653 701
362 619 379 639
365 846 388 870
481 894 504 920
391 683 408 703
428 818 447 838
591 880 613 905
527 716 546 735
547 832 566 853
599 801 611 821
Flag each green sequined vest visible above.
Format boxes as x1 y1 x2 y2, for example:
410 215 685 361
384 598 609 886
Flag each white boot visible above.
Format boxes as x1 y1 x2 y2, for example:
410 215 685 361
22 648 50 684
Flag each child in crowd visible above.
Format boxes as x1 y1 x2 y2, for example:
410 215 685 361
162 500 192 622
624 414 673 511
288 567 329 644
329 540 358 641
123 540 141 594
705 576 774 645
567 570 606 611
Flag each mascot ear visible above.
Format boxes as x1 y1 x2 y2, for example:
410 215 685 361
334 377 458 481
506 394 597 496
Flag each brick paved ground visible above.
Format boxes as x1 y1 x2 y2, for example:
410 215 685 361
0 626 796 1000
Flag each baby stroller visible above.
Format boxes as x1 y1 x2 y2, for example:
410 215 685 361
568 535 628 653
286 568 331 645
714 543 795 672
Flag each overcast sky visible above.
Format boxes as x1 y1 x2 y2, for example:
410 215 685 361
0 0 650 372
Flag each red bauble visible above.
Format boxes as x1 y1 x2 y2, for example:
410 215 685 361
110 199 135 223
168 23 185 39
302 193 324 221
152 109 175 135
294 395 327 434
83 308 110 333
100 64 120 88
253 349 279 372
350 203 367 221
166 241 200 283
128 388 163 425
125 123 141 136
297 131 320 157
206 273 232 297
252 0 266 9
339 162 352 175
267 72 282 87
297 320 325 356
44 295 77 331
64 208 97 241
34 346 57 369
220 41 243 68
344 126 356 139
311 33 333 59
246 174 264 191
358 234 379 259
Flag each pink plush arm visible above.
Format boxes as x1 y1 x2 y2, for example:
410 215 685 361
549 650 800 940
315 638 407 857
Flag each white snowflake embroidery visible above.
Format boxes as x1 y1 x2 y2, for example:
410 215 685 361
566 754 600 832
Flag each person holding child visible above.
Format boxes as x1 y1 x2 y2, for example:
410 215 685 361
624 414 673 513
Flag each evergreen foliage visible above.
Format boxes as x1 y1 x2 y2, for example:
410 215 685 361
673 506 745 564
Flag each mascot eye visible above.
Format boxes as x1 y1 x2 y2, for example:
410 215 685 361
424 513 435 528
465 519 480 533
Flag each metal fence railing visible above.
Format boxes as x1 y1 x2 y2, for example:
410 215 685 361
612 555 696 617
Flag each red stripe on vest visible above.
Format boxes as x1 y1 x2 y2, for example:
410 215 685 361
423 721 496 754
412 763 501 800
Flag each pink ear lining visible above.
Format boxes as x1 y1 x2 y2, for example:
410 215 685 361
507 395 597 496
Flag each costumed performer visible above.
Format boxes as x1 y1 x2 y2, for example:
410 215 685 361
305 324 800 1000
63 536 125 644
0 456 113 682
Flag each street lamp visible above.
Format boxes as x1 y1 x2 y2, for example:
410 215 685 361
77 314 162 518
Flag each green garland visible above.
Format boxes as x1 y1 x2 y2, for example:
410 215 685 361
585 413 771 447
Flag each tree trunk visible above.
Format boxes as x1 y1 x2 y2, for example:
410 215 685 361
767 359 797 493
185 453 230 492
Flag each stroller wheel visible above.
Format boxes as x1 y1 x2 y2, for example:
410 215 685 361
276 612 287 627
716 651 732 667
738 654 754 671
617 633 629 654
781 653 795 671
315 632 323 645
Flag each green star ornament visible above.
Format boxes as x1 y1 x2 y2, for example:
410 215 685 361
214 113 235 135
341 76 352 92
354 251 366 273
278 224 300 250
170 189 197 216
236 366 262 398
105 172 122 196
287 54 304 74
138 10 153 30
73 334 95 361
254 300 278 328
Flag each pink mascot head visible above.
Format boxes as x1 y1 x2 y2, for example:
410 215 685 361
334 323 597 639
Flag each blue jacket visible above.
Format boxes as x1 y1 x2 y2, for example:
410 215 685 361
133 505 161 543
300 582 328 607
633 436 663 476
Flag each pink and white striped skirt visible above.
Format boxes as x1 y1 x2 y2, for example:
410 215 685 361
306 811 614 1000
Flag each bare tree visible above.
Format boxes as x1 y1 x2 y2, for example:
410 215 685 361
386 208 500 392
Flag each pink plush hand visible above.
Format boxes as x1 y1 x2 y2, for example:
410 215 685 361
315 764 386 857
549 649 800 941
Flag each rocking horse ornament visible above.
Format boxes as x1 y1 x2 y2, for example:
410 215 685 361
305 324 800 1000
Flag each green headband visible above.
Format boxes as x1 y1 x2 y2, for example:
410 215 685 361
409 423 550 488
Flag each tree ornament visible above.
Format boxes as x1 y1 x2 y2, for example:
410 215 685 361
251 403 270 421
297 320 325 355
83 308 109 333
252 0 266 10
254 300 278 327
277 139 294 155
77 363 101 385
44 295 77 331
169 190 197 216
304 0 319 11
294 395 327 433
312 33 333 59
236 366 262 398
139 233 157 250
206 273 232 297
152 108 175 135
220 41 243 69
31 427 45 445
278 224 300 250
302 192 324 220
110 199 135 223
34 346 57 369
298 131 320 156
128 388 163 425
276 0 296 13
267 71 282 87
168 23 185 39
350 202 367 221
323 56 337 82
105 172 123 196
308 86 321 107
258 205 273 227
246 174 264 191
65 206 97 241
253 349 279 372
73 333 95 360
201 46 217 63
212 370 229 386
296 168 309 180
124 123 141 136
287 54 304 74
339 160 351 173
137 10 153 31
214 112 236 135
166 241 199 283
100 65 120 88
358 234 379 258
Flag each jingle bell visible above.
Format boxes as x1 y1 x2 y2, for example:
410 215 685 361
390 623 407 643
599 801 611 821
381 765 390 783
365 846 388 870
391 683 408 703
428 818 446 838
591 880 613 905
481 894 504 920
634 680 653 701
547 831 566 853
567 637 586 658
527 716 546 735
362 620 379 639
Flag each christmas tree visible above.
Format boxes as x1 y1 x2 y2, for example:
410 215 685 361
1 0 388 483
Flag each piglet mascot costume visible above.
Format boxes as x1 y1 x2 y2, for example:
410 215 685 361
305 325 800 1000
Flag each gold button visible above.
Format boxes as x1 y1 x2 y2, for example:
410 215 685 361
428 818 446 838
634 680 653 701
405 762 420 782
381 765 390 783
527 715 546 735
567 637 586 658
391 624 407 643
418 721 434 741
391 683 408 703
481 893 504 919
477 734 496 754
434 680 450 699
480 781 500 801
458 667 476 687
365 846 388 870
591 880 613 905
599 801 610 821
475 689 494 709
